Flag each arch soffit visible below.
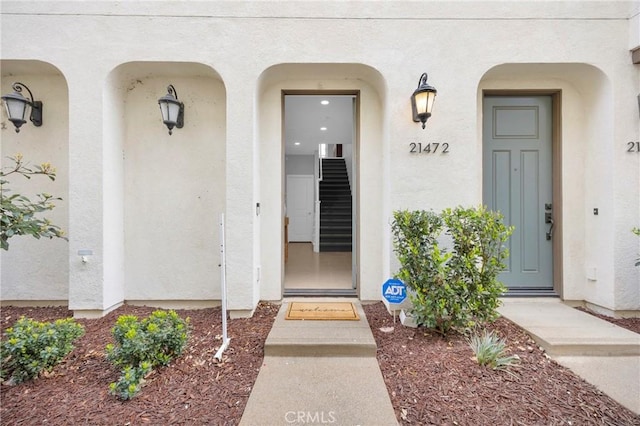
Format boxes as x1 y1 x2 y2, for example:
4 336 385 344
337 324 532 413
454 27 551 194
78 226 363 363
1 59 68 91
107 61 226 95
257 63 387 102
478 63 610 95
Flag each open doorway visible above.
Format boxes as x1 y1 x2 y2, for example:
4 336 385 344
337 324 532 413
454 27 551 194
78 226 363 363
283 92 358 296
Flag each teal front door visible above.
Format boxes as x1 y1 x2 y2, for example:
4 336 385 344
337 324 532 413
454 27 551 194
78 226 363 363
483 96 554 290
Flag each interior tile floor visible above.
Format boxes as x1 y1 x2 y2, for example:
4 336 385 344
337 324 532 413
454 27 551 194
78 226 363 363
284 243 353 289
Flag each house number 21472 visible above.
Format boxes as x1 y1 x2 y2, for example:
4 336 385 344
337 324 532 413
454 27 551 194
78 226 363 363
409 142 449 154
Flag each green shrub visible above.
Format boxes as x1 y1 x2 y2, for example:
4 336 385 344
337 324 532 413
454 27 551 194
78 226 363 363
443 206 512 325
108 362 152 400
469 329 520 372
391 206 513 335
392 210 452 332
106 310 189 400
1 316 84 384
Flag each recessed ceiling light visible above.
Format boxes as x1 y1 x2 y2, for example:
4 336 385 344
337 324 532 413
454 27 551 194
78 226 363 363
320 127 327 131
321 100 329 105
294 142 301 146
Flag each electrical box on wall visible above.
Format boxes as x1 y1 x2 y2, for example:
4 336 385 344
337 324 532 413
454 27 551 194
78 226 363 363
587 267 597 281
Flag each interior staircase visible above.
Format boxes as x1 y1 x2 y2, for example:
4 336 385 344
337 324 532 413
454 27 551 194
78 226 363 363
319 158 352 252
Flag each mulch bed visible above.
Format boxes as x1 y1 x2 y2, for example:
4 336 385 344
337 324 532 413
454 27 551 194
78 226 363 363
1 303 279 425
363 302 640 426
1 301 639 425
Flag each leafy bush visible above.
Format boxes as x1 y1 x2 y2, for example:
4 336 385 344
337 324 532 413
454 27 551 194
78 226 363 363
108 362 152 400
469 329 520 372
106 310 189 400
1 316 84 384
1 153 67 250
391 206 513 335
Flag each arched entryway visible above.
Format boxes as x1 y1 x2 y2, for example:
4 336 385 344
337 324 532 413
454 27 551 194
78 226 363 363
256 63 386 301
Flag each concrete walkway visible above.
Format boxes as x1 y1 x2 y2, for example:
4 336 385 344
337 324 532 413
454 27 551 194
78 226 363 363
498 298 640 414
240 299 398 426
240 297 640 424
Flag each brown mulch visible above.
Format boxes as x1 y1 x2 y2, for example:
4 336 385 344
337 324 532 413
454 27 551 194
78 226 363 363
1 301 639 425
363 302 640 426
576 306 640 334
1 303 279 425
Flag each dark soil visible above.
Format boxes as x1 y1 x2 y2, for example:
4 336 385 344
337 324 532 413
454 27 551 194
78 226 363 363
1 302 639 425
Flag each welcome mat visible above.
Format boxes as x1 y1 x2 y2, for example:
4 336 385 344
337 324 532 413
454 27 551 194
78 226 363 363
285 302 360 321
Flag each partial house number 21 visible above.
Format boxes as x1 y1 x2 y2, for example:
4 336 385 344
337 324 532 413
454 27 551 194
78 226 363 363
409 142 449 154
627 141 640 152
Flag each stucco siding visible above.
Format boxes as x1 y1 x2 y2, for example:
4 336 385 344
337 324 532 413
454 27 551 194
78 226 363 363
1 0 638 315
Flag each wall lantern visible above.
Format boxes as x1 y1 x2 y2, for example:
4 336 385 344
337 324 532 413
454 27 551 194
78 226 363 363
157 84 184 135
411 73 437 129
1 82 43 133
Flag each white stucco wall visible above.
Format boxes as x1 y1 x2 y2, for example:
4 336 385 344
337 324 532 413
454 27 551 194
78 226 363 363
1 0 638 315
1 61 69 303
112 64 227 304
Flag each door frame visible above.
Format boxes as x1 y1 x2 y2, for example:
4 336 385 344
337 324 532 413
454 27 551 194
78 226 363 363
281 89 361 296
483 90 563 297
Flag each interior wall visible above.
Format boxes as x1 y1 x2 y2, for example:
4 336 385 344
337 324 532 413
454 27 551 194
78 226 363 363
343 144 354 189
285 155 314 175
1 61 69 302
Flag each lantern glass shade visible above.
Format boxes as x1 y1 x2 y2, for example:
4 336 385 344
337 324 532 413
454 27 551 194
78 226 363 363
158 85 184 135
2 91 29 131
411 73 437 129
159 98 180 125
413 91 435 117
1 82 43 133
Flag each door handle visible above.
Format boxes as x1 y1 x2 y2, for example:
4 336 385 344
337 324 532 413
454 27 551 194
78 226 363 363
545 212 554 241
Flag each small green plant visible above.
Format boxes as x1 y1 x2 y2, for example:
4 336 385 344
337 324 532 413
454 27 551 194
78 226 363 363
392 206 513 335
106 310 189 400
1 153 67 250
108 362 152 400
469 329 520 372
1 316 84 384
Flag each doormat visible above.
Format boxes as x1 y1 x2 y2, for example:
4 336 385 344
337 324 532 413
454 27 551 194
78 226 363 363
285 302 360 321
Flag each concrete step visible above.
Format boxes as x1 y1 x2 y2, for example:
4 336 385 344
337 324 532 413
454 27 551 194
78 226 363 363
498 298 640 356
264 300 377 357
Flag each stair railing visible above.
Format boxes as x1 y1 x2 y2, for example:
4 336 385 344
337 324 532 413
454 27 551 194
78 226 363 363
313 157 322 252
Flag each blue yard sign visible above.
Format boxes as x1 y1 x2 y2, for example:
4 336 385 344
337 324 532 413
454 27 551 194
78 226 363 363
382 278 406 304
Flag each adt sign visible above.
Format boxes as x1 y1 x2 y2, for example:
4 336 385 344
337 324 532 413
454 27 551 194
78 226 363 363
382 279 407 304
